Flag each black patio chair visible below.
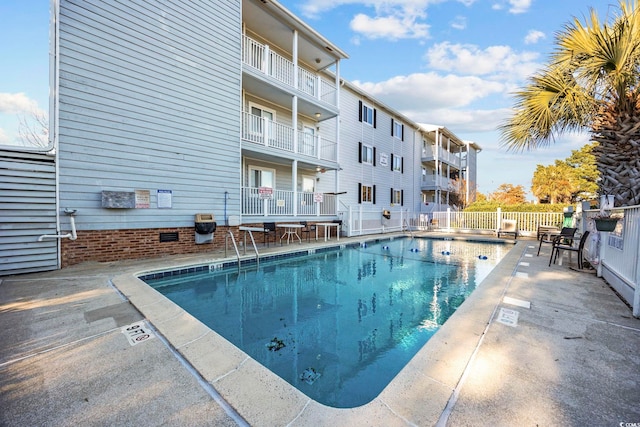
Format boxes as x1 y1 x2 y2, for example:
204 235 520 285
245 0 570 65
299 221 316 242
550 230 590 269
537 227 577 256
263 222 277 247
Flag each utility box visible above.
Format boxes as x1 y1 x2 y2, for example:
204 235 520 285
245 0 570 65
195 213 216 244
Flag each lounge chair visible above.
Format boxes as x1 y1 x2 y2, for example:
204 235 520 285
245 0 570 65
550 230 590 269
497 219 518 239
537 227 577 256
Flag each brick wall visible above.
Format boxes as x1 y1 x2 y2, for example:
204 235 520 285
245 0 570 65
61 226 241 267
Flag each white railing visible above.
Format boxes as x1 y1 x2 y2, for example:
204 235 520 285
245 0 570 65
242 187 336 217
341 206 408 236
422 146 461 168
584 206 639 316
410 209 565 237
242 35 338 107
242 112 337 162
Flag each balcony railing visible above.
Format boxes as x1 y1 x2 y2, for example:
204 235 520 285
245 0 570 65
422 147 461 168
242 112 337 162
241 187 336 217
242 35 337 106
421 176 454 190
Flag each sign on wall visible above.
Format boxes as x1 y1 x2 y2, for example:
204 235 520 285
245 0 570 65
157 189 172 208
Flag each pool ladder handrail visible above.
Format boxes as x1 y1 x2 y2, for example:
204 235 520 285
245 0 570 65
225 229 260 268
403 217 414 238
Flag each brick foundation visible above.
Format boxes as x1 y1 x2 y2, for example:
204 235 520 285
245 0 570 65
61 226 241 267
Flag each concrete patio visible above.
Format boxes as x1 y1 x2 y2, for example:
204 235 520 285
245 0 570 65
1 233 639 426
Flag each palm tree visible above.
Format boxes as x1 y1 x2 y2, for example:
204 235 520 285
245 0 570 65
500 1 640 206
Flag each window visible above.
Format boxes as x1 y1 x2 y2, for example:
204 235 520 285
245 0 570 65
358 101 376 127
391 154 403 172
391 189 403 206
248 166 274 188
359 142 375 165
392 119 404 140
249 103 275 141
358 183 376 204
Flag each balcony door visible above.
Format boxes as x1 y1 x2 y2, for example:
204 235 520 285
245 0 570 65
250 103 275 144
300 125 315 157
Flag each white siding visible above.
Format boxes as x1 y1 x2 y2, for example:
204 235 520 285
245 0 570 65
58 0 242 230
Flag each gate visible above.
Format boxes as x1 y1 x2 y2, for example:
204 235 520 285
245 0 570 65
0 149 58 275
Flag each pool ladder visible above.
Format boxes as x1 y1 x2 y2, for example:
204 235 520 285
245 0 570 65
225 230 260 269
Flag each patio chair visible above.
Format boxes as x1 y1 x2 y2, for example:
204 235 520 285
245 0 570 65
299 221 316 242
263 222 277 247
497 219 518 239
537 227 577 256
550 230 590 269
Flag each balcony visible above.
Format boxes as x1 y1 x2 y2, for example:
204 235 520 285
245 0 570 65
421 146 462 168
241 112 337 162
242 35 338 108
241 187 337 217
421 176 455 191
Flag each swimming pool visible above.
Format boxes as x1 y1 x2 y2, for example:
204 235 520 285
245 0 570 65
143 237 510 408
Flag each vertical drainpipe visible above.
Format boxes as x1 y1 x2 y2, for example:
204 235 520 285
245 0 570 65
335 60 341 219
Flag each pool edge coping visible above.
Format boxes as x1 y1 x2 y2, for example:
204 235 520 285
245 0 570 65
111 235 526 426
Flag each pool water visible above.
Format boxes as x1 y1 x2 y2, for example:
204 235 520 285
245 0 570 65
144 237 510 407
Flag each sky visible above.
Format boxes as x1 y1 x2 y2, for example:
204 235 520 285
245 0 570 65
0 0 617 198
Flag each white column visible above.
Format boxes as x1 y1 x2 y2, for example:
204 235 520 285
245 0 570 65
292 159 298 217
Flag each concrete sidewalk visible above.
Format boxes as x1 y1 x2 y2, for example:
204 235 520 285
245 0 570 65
1 236 639 426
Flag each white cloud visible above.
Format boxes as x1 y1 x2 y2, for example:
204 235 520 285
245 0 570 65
350 13 430 40
352 72 504 111
450 16 467 30
524 30 545 44
424 42 540 80
0 92 43 115
508 0 531 14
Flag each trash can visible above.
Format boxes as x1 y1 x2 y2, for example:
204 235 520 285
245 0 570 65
195 213 216 244
382 210 391 220
562 206 574 228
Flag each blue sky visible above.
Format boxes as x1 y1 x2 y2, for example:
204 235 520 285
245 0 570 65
0 0 614 198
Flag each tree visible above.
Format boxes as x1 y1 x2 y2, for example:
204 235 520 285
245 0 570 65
18 109 49 148
565 142 599 201
489 183 526 204
531 161 575 203
500 1 640 206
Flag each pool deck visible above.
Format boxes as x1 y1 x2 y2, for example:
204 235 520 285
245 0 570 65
1 232 639 426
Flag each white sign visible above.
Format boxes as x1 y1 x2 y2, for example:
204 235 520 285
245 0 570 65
259 186 273 200
157 189 172 208
379 152 388 167
313 192 324 203
496 307 519 327
121 321 155 346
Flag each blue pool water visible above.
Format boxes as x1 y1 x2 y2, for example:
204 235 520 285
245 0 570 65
144 237 510 408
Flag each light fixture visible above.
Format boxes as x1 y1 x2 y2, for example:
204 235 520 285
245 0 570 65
315 112 321 119
315 58 321 64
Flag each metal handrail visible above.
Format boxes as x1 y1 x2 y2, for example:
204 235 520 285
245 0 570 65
240 228 260 268
225 230 241 267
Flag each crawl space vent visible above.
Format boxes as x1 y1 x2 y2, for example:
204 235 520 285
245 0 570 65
159 232 179 242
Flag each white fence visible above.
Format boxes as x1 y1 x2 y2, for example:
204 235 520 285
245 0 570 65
584 206 640 316
410 209 565 237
